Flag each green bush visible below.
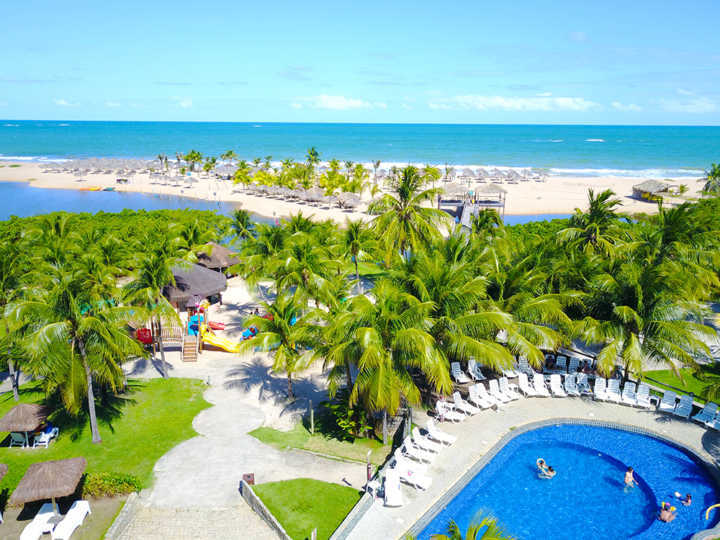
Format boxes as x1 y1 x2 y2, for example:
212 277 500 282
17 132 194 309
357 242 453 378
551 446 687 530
321 389 372 440
82 472 141 497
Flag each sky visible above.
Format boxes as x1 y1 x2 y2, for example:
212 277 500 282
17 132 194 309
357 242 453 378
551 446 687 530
2 0 720 124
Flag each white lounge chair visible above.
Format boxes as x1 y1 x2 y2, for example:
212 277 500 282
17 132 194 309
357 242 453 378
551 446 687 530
567 357 579 374
468 359 486 381
606 378 622 403
488 379 512 403
435 401 465 423
636 383 653 409
594 378 608 401
564 373 581 396
394 456 432 490
692 402 718 425
20 503 54 540
52 500 91 540
425 419 456 445
499 377 520 400
550 374 567 397
658 390 678 413
576 373 592 395
451 362 471 384
621 382 638 406
474 382 501 406
673 394 693 419
34 427 59 448
10 432 28 448
518 372 538 396
412 427 443 453
400 437 435 463
468 384 494 409
453 391 481 415
533 372 551 397
502 365 520 379
383 469 404 507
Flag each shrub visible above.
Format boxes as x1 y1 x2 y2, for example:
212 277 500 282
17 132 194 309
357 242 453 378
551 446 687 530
82 472 141 497
321 389 372 440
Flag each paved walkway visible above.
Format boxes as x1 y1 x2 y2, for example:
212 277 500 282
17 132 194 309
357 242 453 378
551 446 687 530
348 397 720 540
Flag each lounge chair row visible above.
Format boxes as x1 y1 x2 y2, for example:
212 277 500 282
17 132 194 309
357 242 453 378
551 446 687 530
21 500 91 540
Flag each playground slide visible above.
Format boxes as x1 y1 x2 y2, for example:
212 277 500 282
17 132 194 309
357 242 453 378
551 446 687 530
200 326 242 353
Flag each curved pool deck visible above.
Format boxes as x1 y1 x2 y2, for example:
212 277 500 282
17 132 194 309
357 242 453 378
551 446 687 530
345 397 720 540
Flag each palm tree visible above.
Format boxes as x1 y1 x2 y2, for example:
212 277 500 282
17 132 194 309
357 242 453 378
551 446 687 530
341 219 376 294
372 160 381 185
702 163 720 194
12 265 144 443
371 166 450 265
183 150 203 172
234 223 288 288
344 160 354 183
557 189 622 255
220 150 238 165
233 160 253 188
240 293 318 398
202 156 217 176
323 280 452 442
0 241 28 401
231 209 255 242
471 209 503 238
275 233 336 306
306 147 320 176
431 517 516 540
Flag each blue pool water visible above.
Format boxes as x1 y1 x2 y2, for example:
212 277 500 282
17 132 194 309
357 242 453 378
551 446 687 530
418 424 720 540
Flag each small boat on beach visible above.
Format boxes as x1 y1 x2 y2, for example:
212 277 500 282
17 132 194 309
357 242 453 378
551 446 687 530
102 187 115 191
79 186 102 191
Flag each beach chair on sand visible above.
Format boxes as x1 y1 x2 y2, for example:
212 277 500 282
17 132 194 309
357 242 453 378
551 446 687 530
51 500 91 540
468 384 494 409
672 394 693 419
621 382 638 406
451 362 471 384
550 374 567 397
564 373 581 396
636 383 653 409
533 372 551 397
489 379 512 403
468 359 487 381
658 390 678 414
436 401 465 423
412 427 443 453
594 378 608 401
453 391 481 415
692 402 718 425
383 469 404 507
499 377 521 400
576 373 592 395
518 372 538 396
426 419 457 445
606 378 622 403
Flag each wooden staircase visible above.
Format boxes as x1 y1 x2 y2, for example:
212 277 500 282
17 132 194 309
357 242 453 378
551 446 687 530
182 335 198 362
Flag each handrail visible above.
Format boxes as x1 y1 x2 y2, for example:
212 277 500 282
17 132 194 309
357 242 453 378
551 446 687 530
706 503 720 521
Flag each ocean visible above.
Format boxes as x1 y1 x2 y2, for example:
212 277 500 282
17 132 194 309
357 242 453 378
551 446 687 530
1 121 717 178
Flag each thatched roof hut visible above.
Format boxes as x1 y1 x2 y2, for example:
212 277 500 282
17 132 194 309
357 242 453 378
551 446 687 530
197 242 239 270
10 457 87 506
164 264 227 308
632 180 670 200
0 404 49 432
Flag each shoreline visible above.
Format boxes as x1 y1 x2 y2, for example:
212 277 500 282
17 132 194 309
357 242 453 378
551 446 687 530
0 161 705 221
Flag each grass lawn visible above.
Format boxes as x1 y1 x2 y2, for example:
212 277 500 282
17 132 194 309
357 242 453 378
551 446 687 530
253 478 362 540
643 366 720 403
0 378 210 496
250 422 390 466
341 261 387 279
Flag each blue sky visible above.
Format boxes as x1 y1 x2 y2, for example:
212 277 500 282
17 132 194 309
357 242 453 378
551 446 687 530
2 0 720 124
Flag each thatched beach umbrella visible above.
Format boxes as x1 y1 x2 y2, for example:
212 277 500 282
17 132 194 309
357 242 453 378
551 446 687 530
197 243 239 271
0 404 49 447
10 457 87 517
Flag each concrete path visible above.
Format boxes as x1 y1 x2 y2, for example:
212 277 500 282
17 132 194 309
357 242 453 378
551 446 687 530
348 396 720 540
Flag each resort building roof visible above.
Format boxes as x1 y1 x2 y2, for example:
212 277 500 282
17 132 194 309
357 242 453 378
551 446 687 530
164 263 227 305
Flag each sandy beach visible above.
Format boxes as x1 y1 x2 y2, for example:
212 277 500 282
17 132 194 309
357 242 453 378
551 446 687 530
0 161 704 221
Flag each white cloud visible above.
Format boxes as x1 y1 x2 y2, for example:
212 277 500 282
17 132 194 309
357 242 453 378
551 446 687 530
401 103 412 110
428 95 598 112
53 98 76 107
611 101 642 112
177 98 192 109
291 102 303 109
294 95 386 111
660 96 717 113
677 88 694 96
536 92 552 97
105 101 121 108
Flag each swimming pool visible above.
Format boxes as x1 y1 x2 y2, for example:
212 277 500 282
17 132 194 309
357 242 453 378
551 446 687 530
416 424 720 540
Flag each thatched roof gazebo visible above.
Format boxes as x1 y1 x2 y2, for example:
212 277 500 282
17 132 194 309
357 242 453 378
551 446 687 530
632 179 670 201
164 264 227 309
0 404 49 447
197 242 239 271
10 457 87 516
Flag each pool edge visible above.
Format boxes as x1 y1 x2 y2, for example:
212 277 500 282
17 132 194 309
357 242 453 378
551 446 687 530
404 418 720 540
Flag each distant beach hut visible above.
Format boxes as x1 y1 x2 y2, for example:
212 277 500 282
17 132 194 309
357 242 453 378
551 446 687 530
0 403 50 447
197 242 239 272
164 263 227 310
632 180 671 201
10 457 87 518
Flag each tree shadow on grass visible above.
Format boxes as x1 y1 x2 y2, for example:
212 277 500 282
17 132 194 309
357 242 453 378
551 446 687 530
46 381 141 441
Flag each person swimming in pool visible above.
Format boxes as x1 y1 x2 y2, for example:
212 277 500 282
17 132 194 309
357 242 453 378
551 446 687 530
659 502 677 523
624 467 636 489
541 466 556 479
536 458 548 474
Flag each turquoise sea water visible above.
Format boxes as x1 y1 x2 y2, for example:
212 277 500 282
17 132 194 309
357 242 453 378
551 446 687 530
1 121 717 177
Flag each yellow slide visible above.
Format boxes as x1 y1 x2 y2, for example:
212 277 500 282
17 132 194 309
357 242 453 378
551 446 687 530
200 324 241 353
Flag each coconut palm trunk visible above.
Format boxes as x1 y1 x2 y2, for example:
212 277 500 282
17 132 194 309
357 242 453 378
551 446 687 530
3 318 19 401
287 372 294 399
382 410 388 445
77 339 102 444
